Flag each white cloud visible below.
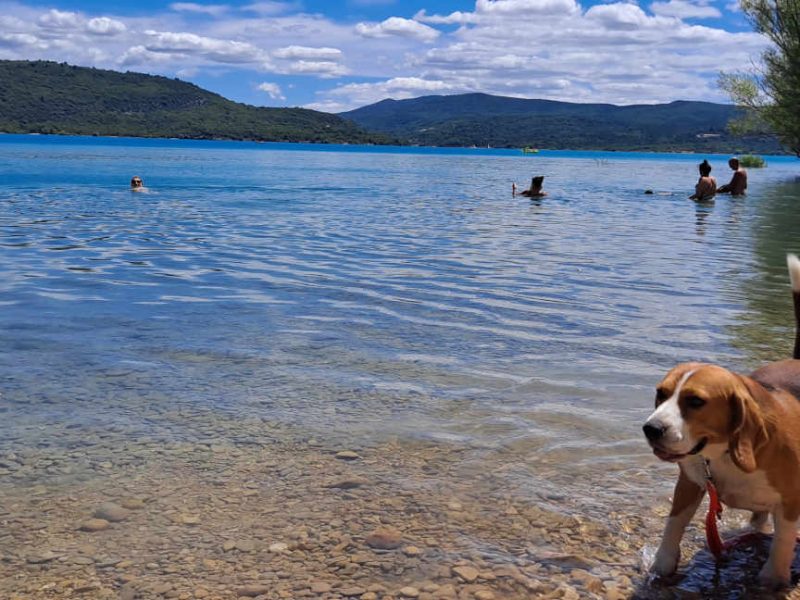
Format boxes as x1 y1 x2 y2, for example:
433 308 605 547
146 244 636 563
321 76 459 109
119 45 176 66
272 45 343 61
143 30 266 63
257 81 285 100
355 17 440 42
0 31 39 48
240 1 299 15
37 9 81 30
170 3 230 16
651 0 721 19
282 60 349 77
585 3 665 30
86 17 127 36
475 0 580 16
413 10 478 25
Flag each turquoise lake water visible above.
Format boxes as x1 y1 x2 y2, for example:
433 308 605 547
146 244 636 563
2 134 800 522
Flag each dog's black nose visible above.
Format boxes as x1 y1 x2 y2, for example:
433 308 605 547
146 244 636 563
643 422 666 442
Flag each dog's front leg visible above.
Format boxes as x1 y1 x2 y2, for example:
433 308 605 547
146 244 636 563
652 469 704 576
758 503 799 588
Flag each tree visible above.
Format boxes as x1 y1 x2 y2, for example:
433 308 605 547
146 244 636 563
720 0 800 156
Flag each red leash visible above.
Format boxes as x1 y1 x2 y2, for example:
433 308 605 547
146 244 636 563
705 478 725 559
703 461 777 559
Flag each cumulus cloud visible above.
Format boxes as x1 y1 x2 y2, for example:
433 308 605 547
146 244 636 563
0 31 39 49
585 3 664 30
355 17 440 42
37 9 81 30
319 76 460 109
257 81 285 100
475 0 580 16
651 0 721 19
413 10 478 25
143 30 266 63
272 45 343 61
282 60 349 77
170 3 230 16
86 17 127 36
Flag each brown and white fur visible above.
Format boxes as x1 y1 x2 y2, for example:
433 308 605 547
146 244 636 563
643 254 800 587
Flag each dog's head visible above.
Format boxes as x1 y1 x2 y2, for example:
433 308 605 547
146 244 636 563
643 363 768 472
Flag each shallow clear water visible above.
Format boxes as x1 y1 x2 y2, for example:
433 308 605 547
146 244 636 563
2 135 800 594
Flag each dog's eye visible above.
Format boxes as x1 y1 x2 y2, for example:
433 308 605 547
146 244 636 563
685 395 706 409
655 388 668 404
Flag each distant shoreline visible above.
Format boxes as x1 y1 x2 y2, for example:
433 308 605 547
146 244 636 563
1 131 797 162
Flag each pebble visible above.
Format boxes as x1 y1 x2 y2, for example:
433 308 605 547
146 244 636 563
402 545 422 557
309 582 331 593
268 542 288 553
474 591 495 600
236 584 270 597
120 498 146 510
399 586 420 598
26 550 59 564
339 587 366 597
93 502 130 523
326 477 369 489
365 528 403 550
452 566 479 583
79 518 110 532
335 450 360 461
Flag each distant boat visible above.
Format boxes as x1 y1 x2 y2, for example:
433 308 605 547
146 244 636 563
522 147 539 154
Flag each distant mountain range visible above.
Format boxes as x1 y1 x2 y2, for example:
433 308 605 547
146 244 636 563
0 61 783 153
0 60 393 144
340 93 783 154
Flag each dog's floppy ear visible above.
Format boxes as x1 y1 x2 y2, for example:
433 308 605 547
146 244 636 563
729 376 768 473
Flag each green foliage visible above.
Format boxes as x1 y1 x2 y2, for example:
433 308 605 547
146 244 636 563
739 154 767 167
341 93 783 153
0 60 394 144
720 0 800 157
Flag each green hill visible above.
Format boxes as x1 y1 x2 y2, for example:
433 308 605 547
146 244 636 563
0 60 392 144
340 92 782 153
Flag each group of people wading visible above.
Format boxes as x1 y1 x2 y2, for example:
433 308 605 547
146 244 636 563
689 157 748 201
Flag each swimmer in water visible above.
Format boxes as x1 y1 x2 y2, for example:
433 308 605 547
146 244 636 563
130 176 146 192
513 176 547 198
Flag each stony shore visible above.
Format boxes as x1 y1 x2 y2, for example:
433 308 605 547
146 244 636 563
1 408 793 599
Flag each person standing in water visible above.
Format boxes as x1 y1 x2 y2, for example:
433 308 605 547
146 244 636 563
689 160 716 201
717 157 747 195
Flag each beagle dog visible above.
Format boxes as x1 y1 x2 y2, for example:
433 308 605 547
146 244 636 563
644 254 800 587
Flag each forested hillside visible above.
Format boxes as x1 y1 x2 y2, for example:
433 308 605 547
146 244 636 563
341 93 781 153
0 60 391 144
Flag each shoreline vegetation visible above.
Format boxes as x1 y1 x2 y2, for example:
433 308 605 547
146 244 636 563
0 60 788 155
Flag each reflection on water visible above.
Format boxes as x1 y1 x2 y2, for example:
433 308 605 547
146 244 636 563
729 179 800 366
1 136 800 596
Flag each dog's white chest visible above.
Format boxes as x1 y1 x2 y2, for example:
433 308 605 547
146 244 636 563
685 456 781 512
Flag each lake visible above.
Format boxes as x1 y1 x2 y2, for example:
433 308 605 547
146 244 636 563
2 134 800 598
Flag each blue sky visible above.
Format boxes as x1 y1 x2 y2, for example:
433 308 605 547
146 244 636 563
0 0 765 112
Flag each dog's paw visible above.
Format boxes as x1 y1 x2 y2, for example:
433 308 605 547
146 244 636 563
650 547 679 577
758 564 790 589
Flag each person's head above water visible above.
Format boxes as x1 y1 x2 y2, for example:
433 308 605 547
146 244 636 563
698 160 712 177
728 157 740 170
131 176 144 188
